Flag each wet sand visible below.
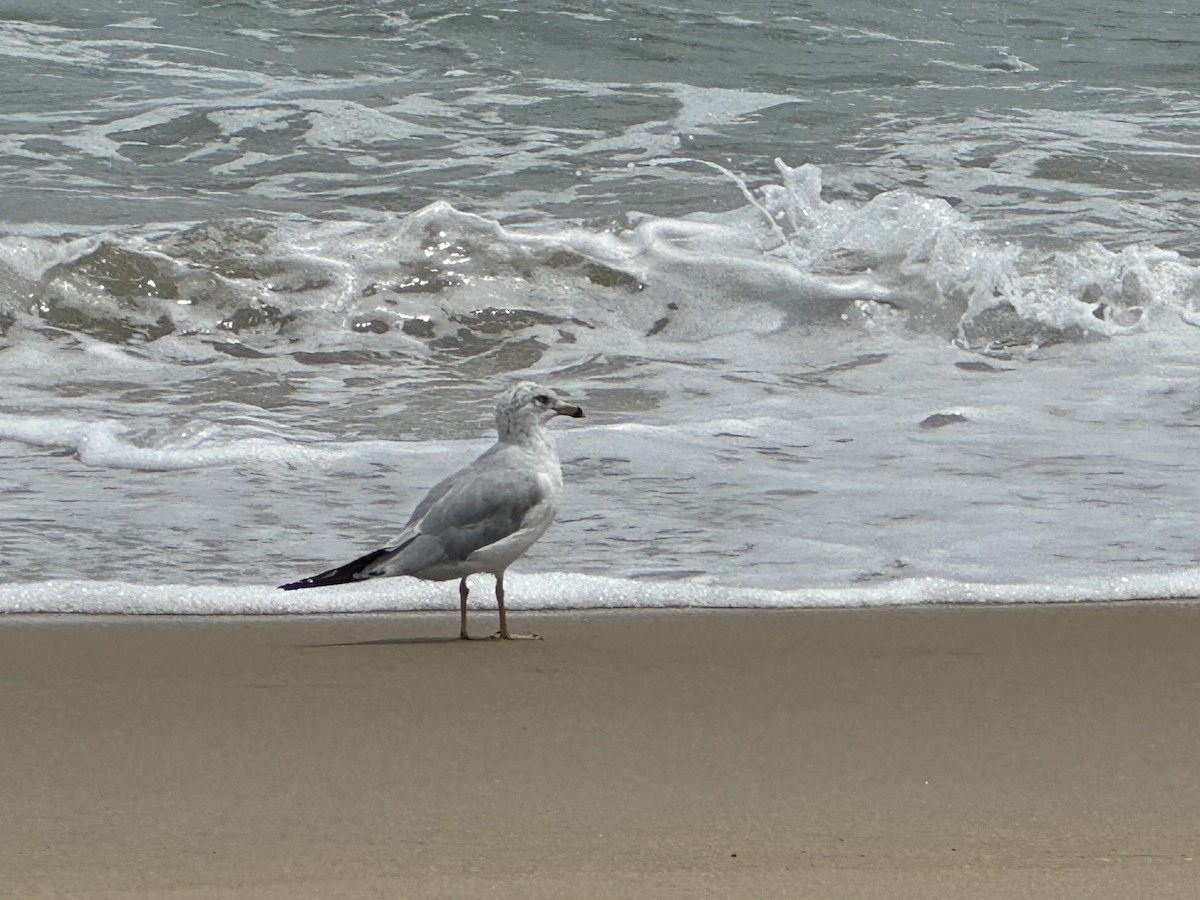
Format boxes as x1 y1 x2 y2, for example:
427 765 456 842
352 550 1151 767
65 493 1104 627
2 603 1199 898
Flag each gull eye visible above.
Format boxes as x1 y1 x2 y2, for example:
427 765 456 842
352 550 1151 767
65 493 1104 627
533 394 551 406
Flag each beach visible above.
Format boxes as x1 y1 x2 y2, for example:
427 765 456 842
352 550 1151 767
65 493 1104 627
2 603 1198 898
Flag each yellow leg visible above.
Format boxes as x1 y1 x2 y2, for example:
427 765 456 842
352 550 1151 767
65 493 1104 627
492 571 541 640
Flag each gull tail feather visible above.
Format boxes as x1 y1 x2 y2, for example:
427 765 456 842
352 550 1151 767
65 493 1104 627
278 546 394 591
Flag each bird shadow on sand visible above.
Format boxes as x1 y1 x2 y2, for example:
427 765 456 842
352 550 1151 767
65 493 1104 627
303 636 464 649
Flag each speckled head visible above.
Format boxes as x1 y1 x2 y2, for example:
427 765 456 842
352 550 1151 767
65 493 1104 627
495 382 585 440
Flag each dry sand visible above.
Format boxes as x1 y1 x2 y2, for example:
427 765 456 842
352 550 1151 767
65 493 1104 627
2 603 1199 899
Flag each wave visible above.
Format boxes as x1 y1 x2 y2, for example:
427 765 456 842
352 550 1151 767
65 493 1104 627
4 163 1199 362
0 411 447 472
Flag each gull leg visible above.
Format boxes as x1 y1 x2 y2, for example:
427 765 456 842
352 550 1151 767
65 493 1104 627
492 571 541 641
458 577 472 640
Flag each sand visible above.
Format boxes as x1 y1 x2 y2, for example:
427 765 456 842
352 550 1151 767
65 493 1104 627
2 603 1199 899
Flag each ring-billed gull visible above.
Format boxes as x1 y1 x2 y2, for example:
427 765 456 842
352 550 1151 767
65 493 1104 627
280 382 585 640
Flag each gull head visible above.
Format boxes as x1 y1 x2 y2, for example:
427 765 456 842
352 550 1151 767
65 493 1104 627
496 381 585 440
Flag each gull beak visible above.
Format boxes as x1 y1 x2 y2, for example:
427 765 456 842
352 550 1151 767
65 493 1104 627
555 401 585 419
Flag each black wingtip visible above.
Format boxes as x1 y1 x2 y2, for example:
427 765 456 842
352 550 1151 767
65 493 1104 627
276 570 354 592
277 546 394 592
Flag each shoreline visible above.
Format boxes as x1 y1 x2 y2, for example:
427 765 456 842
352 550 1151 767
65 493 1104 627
2 593 1199 620
4 603 1199 898
6 569 1200 616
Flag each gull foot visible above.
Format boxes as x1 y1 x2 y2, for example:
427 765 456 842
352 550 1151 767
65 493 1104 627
491 631 543 641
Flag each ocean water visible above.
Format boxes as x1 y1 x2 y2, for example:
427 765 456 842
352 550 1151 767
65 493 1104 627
2 0 1200 614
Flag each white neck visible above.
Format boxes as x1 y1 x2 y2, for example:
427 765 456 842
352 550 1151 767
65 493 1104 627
496 412 554 450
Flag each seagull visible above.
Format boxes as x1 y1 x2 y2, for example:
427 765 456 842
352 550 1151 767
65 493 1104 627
280 382 585 640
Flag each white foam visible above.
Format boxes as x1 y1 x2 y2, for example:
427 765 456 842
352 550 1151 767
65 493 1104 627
302 98 443 149
664 84 799 133
0 412 450 472
2 570 1198 616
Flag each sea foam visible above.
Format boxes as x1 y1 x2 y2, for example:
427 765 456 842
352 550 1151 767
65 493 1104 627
3 570 1199 616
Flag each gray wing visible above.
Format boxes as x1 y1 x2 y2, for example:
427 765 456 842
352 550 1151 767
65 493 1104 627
369 453 548 575
419 462 546 560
